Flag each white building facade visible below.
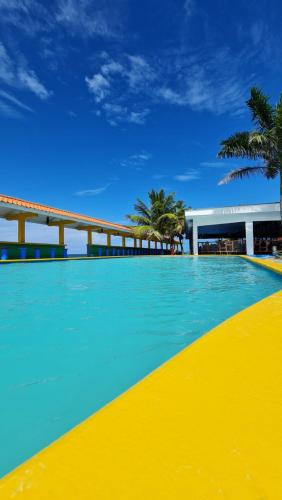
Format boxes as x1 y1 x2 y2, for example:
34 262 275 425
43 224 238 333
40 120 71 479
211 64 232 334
185 202 281 256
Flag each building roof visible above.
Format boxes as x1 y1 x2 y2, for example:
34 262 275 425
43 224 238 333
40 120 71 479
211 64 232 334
0 194 132 235
185 202 281 229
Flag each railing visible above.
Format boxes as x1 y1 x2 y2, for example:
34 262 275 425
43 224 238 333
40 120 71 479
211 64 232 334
198 240 246 255
87 244 171 257
0 242 66 260
254 238 282 254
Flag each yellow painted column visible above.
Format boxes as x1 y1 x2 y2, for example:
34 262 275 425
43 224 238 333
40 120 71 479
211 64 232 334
107 233 111 247
18 217 26 243
122 236 126 248
58 224 65 246
87 230 93 246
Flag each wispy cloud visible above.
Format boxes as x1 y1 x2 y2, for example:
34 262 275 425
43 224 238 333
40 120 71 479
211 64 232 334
0 42 52 107
174 169 200 182
0 99 23 119
85 43 255 125
56 0 120 39
85 73 110 103
75 184 110 196
18 70 52 100
0 43 14 85
200 161 229 168
0 89 34 113
119 152 152 170
85 53 156 125
157 47 253 115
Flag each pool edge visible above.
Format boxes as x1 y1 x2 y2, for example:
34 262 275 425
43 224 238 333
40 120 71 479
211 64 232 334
240 255 282 275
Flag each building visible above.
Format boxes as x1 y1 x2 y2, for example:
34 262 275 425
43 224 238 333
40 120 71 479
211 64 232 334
185 202 281 256
0 194 177 260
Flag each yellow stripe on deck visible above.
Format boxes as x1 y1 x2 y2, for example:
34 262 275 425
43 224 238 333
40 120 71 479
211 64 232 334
241 255 282 275
1 291 282 499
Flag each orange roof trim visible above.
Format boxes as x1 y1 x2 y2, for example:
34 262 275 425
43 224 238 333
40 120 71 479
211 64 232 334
0 194 131 232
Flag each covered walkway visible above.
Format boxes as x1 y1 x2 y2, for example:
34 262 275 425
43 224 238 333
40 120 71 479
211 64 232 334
0 194 178 260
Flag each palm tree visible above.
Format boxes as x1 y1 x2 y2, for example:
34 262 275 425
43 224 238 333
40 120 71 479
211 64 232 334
127 189 186 252
218 87 282 223
161 200 187 253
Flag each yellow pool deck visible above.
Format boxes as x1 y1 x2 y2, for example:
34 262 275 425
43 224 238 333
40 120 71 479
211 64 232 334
0 257 281 499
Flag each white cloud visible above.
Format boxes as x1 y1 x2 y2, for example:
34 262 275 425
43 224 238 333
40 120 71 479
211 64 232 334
75 185 110 196
156 47 251 115
120 152 152 170
126 55 156 90
85 73 110 103
86 45 251 125
0 0 52 35
56 0 118 38
0 99 23 119
200 161 229 168
0 43 15 85
127 109 150 125
85 53 155 126
0 42 52 108
18 70 52 100
174 169 200 182
101 60 124 76
0 90 34 113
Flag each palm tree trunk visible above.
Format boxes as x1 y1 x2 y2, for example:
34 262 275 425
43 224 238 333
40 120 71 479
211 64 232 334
179 236 183 254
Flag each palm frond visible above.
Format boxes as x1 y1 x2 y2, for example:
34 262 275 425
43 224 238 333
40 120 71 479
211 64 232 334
133 226 163 241
274 92 282 156
126 214 151 225
264 161 280 179
218 166 269 185
247 87 274 131
134 198 151 218
158 213 178 222
217 132 262 160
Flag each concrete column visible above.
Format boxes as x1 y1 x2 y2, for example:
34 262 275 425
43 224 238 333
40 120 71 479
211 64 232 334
134 238 137 248
139 239 142 248
148 240 151 250
59 224 65 246
122 236 126 248
107 233 111 247
193 222 198 255
155 241 157 249
18 218 25 244
87 230 92 246
245 221 254 255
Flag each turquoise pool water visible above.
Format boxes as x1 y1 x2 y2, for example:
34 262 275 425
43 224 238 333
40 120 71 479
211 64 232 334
0 256 281 477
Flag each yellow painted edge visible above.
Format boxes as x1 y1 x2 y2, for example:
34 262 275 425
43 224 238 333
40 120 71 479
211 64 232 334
0 255 161 264
241 255 282 275
0 284 282 499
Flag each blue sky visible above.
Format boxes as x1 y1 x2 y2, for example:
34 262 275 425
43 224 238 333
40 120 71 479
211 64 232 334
0 0 281 252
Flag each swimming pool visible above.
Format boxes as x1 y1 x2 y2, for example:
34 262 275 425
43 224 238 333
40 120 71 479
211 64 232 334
0 256 281 477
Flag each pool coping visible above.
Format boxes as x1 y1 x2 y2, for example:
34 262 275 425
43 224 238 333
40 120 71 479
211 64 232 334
0 257 281 498
240 255 282 275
